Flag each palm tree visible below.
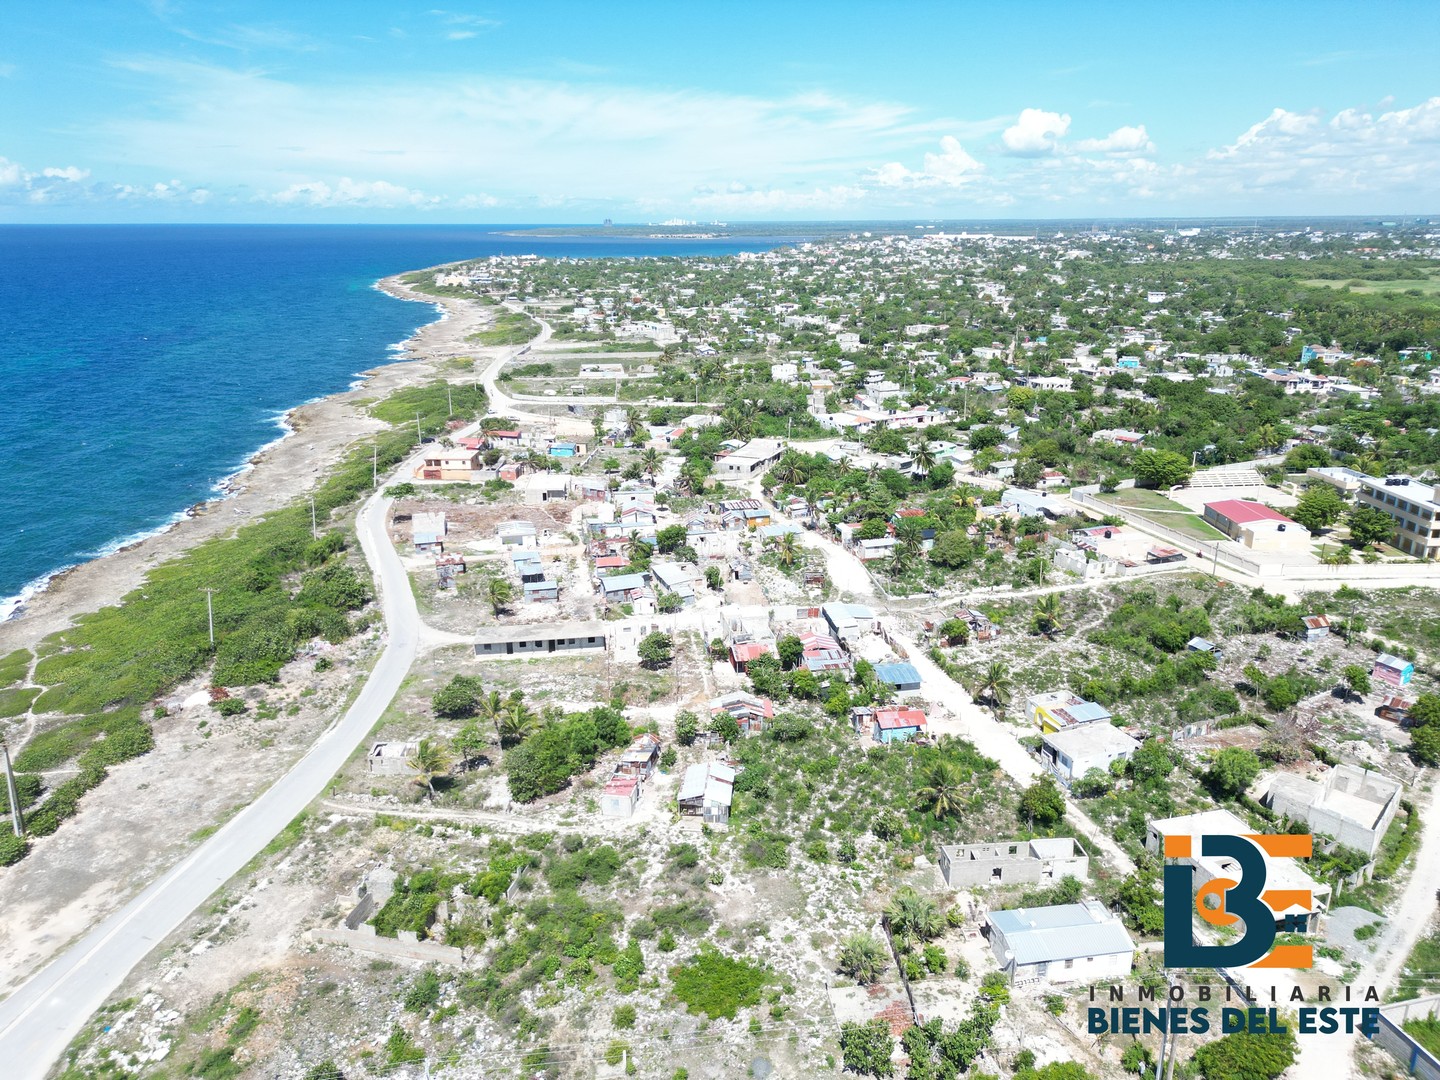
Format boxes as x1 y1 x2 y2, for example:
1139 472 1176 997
837 933 888 985
488 577 515 616
407 738 454 802
479 690 508 739
639 447 663 481
498 701 538 747
626 534 652 565
888 545 913 578
1033 593 1064 636
1252 424 1279 455
774 532 799 568
975 661 1013 712
773 452 807 488
884 888 944 949
916 760 966 819
911 440 938 476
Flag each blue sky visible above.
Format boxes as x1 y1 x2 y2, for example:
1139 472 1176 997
3 1 1439 221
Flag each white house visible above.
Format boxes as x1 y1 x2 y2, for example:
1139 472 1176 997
986 901 1134 986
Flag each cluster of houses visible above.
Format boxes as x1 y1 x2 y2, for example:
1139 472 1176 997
599 733 663 819
412 423 592 486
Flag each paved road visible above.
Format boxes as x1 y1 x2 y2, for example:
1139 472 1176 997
0 488 420 1080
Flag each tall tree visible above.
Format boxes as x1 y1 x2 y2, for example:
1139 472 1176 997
407 738 454 802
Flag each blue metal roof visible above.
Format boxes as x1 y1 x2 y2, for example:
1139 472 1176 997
989 903 1135 965
875 662 921 687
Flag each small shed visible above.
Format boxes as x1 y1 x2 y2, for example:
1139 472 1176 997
1301 614 1331 642
1373 653 1415 688
523 579 560 603
875 662 922 692
617 734 662 779
600 775 641 818
869 706 928 744
1376 695 1414 724
366 741 418 776
1187 637 1221 657
678 762 736 823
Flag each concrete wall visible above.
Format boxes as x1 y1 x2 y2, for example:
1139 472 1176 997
995 942 1132 987
1369 995 1440 1080
939 841 1088 888
309 927 464 966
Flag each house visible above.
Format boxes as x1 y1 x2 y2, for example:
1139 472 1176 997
616 733 662 780
1145 546 1186 564
799 632 851 676
1147 808 1330 924
412 511 448 554
1256 764 1402 859
822 602 876 642
523 579 560 603
729 641 773 673
619 505 658 528
1300 614 1331 642
599 573 649 604
511 552 544 583
710 692 774 735
497 520 538 547
1201 500 1311 553
716 438 786 478
856 536 897 561
414 446 479 481
1187 637 1222 657
855 704 927 744
1373 653 1415 687
677 762 736 823
939 838 1089 888
1001 488 1063 521
986 901 1134 986
571 477 610 502
954 607 999 642
485 428 523 448
473 621 608 658
366 741 418 776
600 775 641 818
522 474 570 505
650 561 697 606
718 499 770 529
874 662 922 693
1026 690 1112 734
1041 725 1141 784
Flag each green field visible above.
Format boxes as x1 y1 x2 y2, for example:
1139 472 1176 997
1095 489 1227 541
1302 273 1440 296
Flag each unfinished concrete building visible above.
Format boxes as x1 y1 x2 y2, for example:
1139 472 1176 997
938 837 1089 888
1257 764 1403 859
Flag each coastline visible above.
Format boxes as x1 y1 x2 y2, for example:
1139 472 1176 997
0 270 487 659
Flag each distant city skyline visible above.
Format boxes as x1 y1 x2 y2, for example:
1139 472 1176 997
4 1 1439 222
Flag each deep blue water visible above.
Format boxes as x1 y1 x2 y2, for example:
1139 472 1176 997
0 225 795 614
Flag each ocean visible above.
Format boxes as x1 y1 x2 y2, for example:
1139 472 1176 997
0 225 798 617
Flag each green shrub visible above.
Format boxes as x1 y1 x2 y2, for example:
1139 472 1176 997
669 948 771 1020
213 698 247 717
613 1003 637 1029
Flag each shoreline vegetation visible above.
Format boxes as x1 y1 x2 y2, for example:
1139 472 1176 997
0 265 497 866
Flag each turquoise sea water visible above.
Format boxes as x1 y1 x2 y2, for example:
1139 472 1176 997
0 225 794 616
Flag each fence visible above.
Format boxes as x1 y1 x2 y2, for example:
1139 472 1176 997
1369 994 1440 1079
1069 490 1263 578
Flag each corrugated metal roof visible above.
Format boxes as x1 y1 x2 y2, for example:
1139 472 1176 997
875 662 921 687
989 903 1134 965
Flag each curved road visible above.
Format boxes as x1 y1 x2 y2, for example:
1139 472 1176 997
0 487 419 1080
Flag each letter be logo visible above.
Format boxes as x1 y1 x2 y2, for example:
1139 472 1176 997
1162 833 1313 969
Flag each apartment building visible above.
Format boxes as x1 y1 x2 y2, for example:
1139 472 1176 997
1355 475 1440 559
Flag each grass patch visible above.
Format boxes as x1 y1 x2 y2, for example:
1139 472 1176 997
0 686 39 718
0 648 31 686
1404 1016 1440 1057
467 312 538 347
1395 928 1440 1001
669 948 771 1020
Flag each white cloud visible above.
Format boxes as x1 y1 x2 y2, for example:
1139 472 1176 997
0 156 26 186
446 30 477 40
42 166 90 182
1075 124 1153 155
870 135 984 188
689 184 867 213
260 177 440 208
1001 108 1071 155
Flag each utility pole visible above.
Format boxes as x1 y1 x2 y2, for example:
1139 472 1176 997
447 386 453 416
309 496 318 540
201 587 216 647
416 411 423 443
372 445 378 489
2 741 25 837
